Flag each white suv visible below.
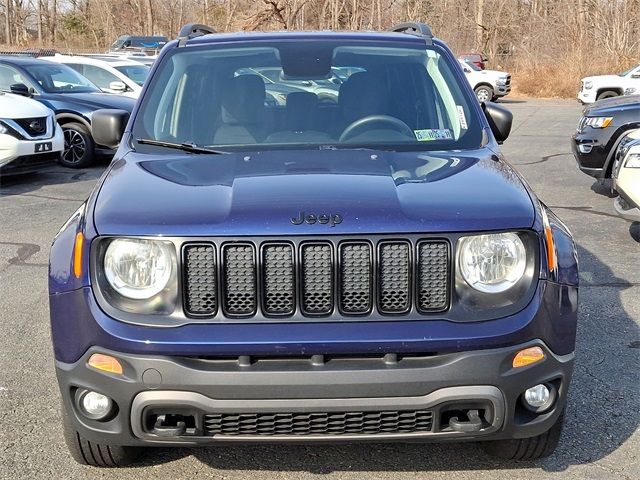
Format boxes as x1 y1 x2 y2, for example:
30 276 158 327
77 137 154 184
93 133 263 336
0 92 64 175
578 64 640 104
41 55 149 98
459 60 511 102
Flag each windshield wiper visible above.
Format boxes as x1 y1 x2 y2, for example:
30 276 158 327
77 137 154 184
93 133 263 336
136 138 229 154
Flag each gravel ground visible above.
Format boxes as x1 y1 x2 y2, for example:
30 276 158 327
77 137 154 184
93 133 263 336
0 98 638 479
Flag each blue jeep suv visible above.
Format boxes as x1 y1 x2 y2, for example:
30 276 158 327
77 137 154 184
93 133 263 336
49 23 579 467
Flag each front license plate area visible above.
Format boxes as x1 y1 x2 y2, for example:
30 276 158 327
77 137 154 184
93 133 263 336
34 142 52 153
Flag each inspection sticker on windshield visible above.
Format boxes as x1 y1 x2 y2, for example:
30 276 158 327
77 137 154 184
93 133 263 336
414 129 453 141
457 105 468 129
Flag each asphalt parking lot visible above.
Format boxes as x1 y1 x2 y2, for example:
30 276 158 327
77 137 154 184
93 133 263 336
0 98 638 480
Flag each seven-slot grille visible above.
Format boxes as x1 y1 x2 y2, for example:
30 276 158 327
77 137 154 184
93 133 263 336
182 239 450 318
203 409 433 436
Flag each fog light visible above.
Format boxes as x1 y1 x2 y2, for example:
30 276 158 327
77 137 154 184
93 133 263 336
578 144 593 154
522 383 556 413
77 390 113 420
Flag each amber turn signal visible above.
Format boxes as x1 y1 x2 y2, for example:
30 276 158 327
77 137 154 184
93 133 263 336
73 232 84 279
513 346 545 368
88 353 123 375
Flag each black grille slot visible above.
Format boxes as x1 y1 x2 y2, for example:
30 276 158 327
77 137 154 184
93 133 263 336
222 244 257 316
204 409 433 436
339 242 372 314
378 242 411 313
182 237 451 319
262 244 295 315
183 244 217 316
301 243 333 315
417 241 449 312
15 117 47 137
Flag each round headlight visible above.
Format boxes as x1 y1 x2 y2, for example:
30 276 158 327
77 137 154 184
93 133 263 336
458 233 527 293
104 238 173 299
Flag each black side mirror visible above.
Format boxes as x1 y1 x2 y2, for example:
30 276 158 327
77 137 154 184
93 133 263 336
92 109 130 149
10 83 31 97
482 101 512 144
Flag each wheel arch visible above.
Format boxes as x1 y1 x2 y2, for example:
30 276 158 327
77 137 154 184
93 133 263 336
55 113 92 132
474 82 494 91
596 87 623 98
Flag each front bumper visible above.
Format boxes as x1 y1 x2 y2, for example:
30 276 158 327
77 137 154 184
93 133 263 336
577 90 596 104
0 128 64 174
57 340 573 446
571 128 614 178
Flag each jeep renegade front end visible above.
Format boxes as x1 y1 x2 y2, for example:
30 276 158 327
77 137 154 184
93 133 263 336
49 23 578 467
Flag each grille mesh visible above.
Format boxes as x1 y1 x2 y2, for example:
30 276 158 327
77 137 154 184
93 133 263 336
223 244 256 315
262 244 295 315
379 242 411 313
182 238 450 318
339 243 372 314
183 244 217 316
417 242 449 312
204 409 433 436
301 243 333 315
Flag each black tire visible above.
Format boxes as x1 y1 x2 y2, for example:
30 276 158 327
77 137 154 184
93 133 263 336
62 408 142 467
596 90 619 101
60 122 95 168
481 410 565 460
474 85 494 103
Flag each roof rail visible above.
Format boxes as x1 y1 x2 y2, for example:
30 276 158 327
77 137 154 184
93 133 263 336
178 23 216 47
389 22 433 45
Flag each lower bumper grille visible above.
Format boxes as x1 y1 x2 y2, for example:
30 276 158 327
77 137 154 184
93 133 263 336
203 409 433 436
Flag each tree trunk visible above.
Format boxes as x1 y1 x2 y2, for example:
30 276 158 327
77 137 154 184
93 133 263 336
475 0 485 51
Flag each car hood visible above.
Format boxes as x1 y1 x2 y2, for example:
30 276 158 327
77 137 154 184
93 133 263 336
0 92 52 118
582 74 624 84
41 92 136 112
585 94 640 115
478 69 508 78
93 149 536 236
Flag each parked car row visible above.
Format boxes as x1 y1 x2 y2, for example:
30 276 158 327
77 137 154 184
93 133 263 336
572 93 640 223
0 46 157 175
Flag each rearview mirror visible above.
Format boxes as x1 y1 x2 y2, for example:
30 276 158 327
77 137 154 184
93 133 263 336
92 109 130 149
631 72 640 79
109 81 128 92
482 101 513 144
10 83 31 97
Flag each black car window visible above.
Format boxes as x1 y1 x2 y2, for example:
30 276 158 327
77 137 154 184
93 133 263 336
0 64 30 91
82 64 122 90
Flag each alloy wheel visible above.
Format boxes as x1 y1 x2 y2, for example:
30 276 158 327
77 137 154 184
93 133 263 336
476 88 490 102
63 129 86 165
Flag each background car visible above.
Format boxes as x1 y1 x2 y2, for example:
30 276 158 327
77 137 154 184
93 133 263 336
0 56 136 167
41 54 149 98
577 64 640 104
572 95 640 180
109 35 168 54
459 60 511 102
458 52 487 70
612 137 640 220
85 52 158 67
0 91 63 175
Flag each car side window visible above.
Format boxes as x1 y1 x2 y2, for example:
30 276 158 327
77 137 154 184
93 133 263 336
81 64 122 90
0 65 29 91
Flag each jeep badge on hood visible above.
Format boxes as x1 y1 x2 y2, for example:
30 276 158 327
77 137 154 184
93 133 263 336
291 211 343 226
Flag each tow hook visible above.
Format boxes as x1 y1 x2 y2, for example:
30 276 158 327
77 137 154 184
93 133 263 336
152 414 187 436
449 409 483 432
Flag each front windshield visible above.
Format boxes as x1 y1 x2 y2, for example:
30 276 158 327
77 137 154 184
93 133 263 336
115 64 150 86
25 63 100 93
619 65 640 77
133 40 483 152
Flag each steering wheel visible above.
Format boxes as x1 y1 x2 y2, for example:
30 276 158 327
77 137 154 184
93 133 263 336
339 115 414 142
